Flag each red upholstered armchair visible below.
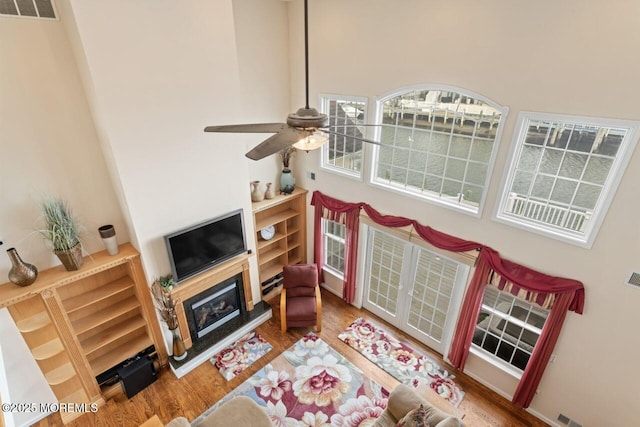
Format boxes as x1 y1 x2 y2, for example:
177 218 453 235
280 264 322 333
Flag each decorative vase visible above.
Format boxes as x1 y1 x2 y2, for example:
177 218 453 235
171 326 187 361
98 224 119 256
280 168 295 194
54 243 84 271
251 180 264 202
6 248 38 287
264 182 275 199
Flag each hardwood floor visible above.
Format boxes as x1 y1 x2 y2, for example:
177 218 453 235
33 290 549 427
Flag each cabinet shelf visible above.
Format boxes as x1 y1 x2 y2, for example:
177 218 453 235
16 311 51 333
62 276 135 314
46 362 76 385
71 297 142 336
255 209 299 231
89 332 153 376
32 338 65 360
252 188 307 302
259 246 287 265
81 313 147 359
256 233 286 250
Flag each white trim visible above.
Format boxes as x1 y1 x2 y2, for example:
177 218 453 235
369 83 509 217
494 111 640 248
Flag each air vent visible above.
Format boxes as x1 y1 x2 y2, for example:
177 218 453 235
626 271 640 289
0 0 57 19
557 413 582 427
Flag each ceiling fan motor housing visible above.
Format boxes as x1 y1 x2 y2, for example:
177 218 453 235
287 107 328 129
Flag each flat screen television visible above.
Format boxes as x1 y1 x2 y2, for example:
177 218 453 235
164 209 247 282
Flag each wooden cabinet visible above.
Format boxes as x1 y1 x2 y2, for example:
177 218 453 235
0 243 167 424
252 187 307 301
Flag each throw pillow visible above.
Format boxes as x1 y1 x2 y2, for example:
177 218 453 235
395 404 430 427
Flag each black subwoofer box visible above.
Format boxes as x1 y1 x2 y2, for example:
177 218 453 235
117 356 157 399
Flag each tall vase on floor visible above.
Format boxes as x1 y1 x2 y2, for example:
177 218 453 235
170 327 187 361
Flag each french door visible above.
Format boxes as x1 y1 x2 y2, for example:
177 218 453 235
362 228 469 355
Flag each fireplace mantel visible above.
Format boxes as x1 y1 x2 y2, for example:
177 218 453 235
171 253 253 349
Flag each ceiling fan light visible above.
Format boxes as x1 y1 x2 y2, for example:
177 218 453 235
292 130 329 151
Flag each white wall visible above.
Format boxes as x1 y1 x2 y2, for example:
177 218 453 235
1 0 291 421
292 0 640 425
0 13 128 426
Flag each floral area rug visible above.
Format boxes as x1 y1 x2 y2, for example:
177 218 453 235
211 331 273 381
195 333 388 426
338 317 465 407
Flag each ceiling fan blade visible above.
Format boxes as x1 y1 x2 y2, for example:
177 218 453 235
204 123 286 133
245 127 309 160
325 129 383 146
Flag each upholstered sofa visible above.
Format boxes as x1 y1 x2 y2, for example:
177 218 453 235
164 383 462 427
374 384 465 427
166 396 272 427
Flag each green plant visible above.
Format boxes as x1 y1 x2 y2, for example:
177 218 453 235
158 274 175 292
39 196 83 251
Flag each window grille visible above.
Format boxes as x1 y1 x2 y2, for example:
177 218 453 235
320 95 367 179
372 86 507 216
496 112 640 247
0 0 56 19
472 287 548 372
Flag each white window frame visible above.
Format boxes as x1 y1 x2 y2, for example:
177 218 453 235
470 287 549 379
360 223 470 356
494 111 640 248
322 218 346 278
319 94 368 181
370 84 509 217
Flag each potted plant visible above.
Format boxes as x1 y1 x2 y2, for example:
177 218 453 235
279 147 296 194
39 196 84 271
151 274 187 361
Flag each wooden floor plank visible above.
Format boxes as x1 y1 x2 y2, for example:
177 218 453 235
32 290 548 426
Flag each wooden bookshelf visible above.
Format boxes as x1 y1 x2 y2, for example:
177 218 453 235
0 243 168 424
252 188 307 301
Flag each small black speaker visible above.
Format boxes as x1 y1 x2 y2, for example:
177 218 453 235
117 356 157 399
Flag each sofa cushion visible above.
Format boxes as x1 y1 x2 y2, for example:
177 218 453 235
395 404 430 427
375 384 464 427
196 396 272 427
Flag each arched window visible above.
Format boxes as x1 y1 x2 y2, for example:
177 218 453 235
372 85 508 216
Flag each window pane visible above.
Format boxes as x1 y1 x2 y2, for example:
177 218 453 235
558 153 588 179
321 97 366 177
499 113 639 244
374 87 505 213
539 148 563 175
473 287 548 372
583 157 613 185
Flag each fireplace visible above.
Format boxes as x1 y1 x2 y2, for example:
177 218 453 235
168 254 272 378
183 273 246 342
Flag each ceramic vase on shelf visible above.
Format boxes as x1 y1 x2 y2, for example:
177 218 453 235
280 168 295 194
251 180 264 202
98 224 119 256
171 327 187 361
264 182 275 199
6 248 38 287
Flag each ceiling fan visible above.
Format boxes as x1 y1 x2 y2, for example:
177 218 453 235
204 0 380 161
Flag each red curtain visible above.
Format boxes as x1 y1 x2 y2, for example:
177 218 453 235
447 247 584 408
310 191 364 303
311 191 585 409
